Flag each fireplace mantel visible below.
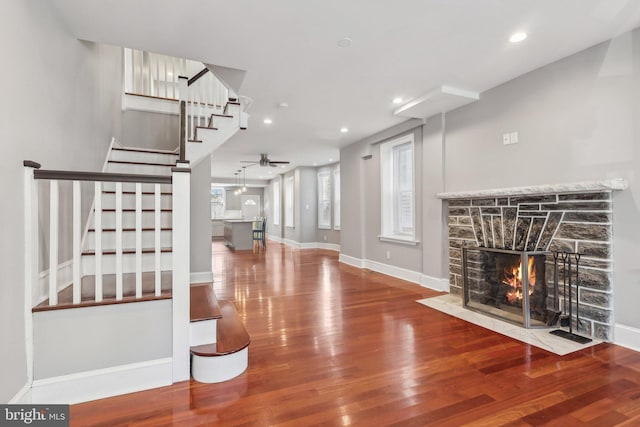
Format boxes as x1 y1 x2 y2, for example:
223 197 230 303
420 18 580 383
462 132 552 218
437 178 627 199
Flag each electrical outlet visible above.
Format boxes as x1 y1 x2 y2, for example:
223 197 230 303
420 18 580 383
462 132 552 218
386 251 391 259
503 133 511 145
510 131 519 144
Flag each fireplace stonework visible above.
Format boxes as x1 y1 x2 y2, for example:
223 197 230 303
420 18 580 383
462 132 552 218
445 190 616 341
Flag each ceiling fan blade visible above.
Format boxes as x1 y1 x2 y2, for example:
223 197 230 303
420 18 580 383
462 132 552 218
240 160 257 163
269 161 290 164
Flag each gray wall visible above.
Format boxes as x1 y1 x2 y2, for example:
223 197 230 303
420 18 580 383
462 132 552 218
225 187 264 213
121 110 178 151
442 29 639 332
33 300 171 379
190 156 212 274
340 120 425 271
264 175 284 240
298 167 317 243
0 0 122 402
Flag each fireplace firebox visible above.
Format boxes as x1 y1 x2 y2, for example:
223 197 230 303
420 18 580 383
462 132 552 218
462 247 554 328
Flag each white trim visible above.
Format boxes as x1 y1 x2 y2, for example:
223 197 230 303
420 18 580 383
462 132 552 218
190 271 214 284
420 274 450 292
191 347 248 383
18 358 172 405
339 255 448 291
36 260 73 306
267 235 283 243
9 382 31 404
614 323 640 352
339 254 366 269
378 235 420 246
315 242 340 252
275 238 340 252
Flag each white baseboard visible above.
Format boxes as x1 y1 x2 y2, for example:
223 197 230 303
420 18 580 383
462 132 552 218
339 254 366 269
267 235 283 243
339 255 448 291
421 274 450 292
18 358 172 405
190 271 214 284
272 237 340 252
36 260 73 306
614 324 640 352
9 382 31 404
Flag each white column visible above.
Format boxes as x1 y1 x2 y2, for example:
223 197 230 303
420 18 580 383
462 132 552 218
49 180 59 306
135 183 143 298
154 184 162 296
115 182 123 300
72 181 81 304
23 162 39 385
172 163 191 382
94 181 103 302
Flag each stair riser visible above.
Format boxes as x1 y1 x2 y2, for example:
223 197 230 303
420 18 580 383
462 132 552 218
190 319 218 347
191 348 248 383
101 193 172 210
90 211 172 229
82 252 172 275
106 162 173 176
110 150 178 165
84 230 172 251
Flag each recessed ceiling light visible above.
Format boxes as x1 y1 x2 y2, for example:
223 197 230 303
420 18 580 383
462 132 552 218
509 32 527 43
280 165 286 169
340 127 349 133
263 118 273 124
329 158 334 162
392 97 403 104
278 102 289 108
337 37 352 48
313 162 317 166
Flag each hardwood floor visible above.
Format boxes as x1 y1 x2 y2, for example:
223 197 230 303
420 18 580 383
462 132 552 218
70 240 640 426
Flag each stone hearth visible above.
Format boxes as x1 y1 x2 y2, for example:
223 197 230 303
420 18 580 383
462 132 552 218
439 180 627 341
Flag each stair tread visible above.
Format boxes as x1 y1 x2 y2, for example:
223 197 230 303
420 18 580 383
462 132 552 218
190 283 222 322
100 208 172 212
210 113 233 118
108 160 176 167
190 300 250 356
82 247 172 255
33 271 173 312
112 146 179 156
103 191 172 195
195 126 218 131
88 227 172 232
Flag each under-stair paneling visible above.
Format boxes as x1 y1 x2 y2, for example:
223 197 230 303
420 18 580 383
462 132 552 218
190 157 212 274
33 300 171 379
122 110 179 151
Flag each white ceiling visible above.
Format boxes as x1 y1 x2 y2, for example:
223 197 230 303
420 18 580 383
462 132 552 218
51 0 640 180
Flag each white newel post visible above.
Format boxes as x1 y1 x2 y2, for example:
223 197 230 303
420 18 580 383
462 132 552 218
23 161 40 384
172 162 191 382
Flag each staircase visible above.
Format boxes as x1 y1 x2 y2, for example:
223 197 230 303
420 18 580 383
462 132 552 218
20 50 251 404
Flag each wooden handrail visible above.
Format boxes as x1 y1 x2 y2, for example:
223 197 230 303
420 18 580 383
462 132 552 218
33 169 172 184
188 67 210 86
179 100 186 162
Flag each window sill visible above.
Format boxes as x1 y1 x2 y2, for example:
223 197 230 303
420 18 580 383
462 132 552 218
378 235 420 246
318 225 332 230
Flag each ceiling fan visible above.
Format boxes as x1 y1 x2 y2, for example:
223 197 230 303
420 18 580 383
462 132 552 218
241 153 290 167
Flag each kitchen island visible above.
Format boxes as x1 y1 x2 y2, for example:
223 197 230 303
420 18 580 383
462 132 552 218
223 220 254 251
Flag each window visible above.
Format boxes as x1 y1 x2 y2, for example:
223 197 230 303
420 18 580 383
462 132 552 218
317 171 331 229
273 181 280 225
380 134 416 243
333 168 340 230
285 176 294 227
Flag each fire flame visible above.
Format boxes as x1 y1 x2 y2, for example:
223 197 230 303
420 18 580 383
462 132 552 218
502 257 536 303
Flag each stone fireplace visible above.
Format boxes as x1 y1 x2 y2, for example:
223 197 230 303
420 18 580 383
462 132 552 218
440 180 627 341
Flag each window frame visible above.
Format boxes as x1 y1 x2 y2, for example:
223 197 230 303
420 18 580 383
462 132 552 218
317 170 331 230
379 133 418 244
333 168 340 230
285 175 294 228
272 180 280 226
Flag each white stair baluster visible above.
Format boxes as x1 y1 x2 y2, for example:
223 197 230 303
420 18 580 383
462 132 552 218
135 183 142 298
115 182 123 300
95 182 103 302
49 180 59 306
72 180 81 304
155 184 162 296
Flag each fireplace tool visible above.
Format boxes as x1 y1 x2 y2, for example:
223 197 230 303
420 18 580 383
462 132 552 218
550 251 592 344
546 251 562 326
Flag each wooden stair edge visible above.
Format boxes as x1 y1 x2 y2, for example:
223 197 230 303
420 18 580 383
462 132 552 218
190 283 222 322
190 299 250 357
107 160 177 167
112 146 179 155
32 293 172 312
82 247 173 256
